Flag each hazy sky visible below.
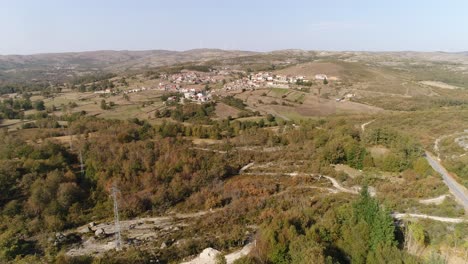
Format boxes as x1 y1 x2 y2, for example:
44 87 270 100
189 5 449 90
1 0 468 55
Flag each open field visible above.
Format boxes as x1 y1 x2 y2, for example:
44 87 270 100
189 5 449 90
214 102 241 119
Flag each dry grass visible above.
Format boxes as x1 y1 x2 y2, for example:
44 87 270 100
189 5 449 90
214 102 241 119
275 62 344 79
333 164 362 178
368 146 391 159
191 138 224 145
233 88 382 121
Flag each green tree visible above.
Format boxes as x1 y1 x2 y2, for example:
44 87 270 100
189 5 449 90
339 187 399 263
413 157 432 176
353 187 396 250
266 114 275 122
344 140 367 169
78 84 86 92
0 230 35 261
289 235 325 264
215 253 227 264
100 100 107 110
33 100 45 111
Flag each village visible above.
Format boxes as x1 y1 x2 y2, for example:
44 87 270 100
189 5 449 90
223 72 329 91
89 68 336 106
91 70 227 103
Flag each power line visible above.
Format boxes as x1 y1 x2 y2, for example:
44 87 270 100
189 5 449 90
111 183 122 251
79 150 85 177
68 121 73 151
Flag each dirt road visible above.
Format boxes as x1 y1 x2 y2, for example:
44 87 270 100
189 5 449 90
321 175 359 195
419 195 448 205
391 213 466 223
360 119 375 131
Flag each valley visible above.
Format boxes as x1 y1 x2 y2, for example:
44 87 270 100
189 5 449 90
0 49 467 264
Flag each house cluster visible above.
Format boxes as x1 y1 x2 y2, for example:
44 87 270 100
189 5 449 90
335 93 355 102
315 74 328 80
160 71 222 85
122 87 148 94
158 84 214 103
158 83 181 91
182 88 212 103
94 89 112 94
224 72 308 90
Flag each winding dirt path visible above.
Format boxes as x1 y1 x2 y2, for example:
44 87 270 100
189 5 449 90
391 213 466 223
361 119 375 131
419 195 448 205
433 130 468 159
225 242 255 264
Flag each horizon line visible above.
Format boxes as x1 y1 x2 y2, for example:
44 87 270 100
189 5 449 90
1 48 467 57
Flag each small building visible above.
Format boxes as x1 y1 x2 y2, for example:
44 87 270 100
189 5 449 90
315 74 328 80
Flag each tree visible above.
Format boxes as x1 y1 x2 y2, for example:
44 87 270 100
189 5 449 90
289 235 325 264
339 187 399 263
341 220 370 263
366 244 411 264
33 100 45 111
215 253 227 264
344 140 367 169
321 139 346 164
0 230 35 261
57 182 82 208
266 114 275 122
323 78 329 85
413 157 432 176
258 119 265 127
78 84 86 92
353 187 396 250
100 100 108 110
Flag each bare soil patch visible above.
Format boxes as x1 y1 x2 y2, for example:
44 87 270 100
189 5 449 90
419 81 461 90
368 146 391 158
333 164 362 178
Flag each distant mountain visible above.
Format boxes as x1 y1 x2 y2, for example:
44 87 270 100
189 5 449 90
2 48 468 85
0 49 258 71
0 49 259 83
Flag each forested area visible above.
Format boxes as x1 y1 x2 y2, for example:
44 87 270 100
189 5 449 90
247 187 418 264
0 115 458 263
0 82 50 95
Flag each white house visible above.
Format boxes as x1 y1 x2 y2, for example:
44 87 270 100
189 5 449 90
315 74 328 80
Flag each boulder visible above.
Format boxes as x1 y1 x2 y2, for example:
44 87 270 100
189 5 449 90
160 242 167 249
95 228 106 237
199 247 221 259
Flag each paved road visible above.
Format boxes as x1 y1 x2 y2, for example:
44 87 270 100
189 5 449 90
425 151 468 211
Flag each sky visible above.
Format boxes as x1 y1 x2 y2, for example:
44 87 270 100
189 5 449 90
1 0 468 55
